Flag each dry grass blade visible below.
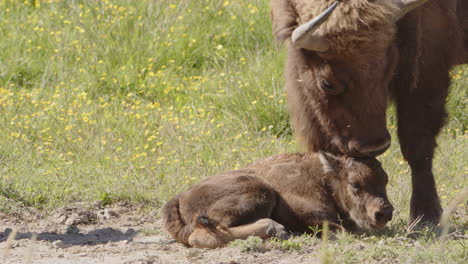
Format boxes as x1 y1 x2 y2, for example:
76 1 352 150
405 215 423 235
1 228 17 259
25 233 37 264
320 221 332 264
440 186 468 238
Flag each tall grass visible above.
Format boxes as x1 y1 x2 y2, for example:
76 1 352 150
0 0 293 210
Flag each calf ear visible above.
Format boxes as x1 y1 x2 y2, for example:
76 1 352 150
318 151 341 174
270 0 298 43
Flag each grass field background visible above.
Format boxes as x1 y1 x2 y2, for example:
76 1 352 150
0 0 466 262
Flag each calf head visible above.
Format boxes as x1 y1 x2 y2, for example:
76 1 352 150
318 151 393 230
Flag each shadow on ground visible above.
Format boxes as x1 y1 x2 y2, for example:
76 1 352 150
0 227 139 246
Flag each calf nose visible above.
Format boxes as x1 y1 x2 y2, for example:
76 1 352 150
374 205 394 224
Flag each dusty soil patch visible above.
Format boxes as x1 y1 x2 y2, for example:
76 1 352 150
0 204 322 264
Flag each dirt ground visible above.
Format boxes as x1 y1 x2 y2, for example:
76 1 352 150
0 203 322 264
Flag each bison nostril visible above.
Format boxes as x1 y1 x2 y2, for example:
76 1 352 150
375 206 393 223
375 211 385 222
385 206 393 221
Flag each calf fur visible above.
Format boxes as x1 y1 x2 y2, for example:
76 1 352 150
163 152 393 248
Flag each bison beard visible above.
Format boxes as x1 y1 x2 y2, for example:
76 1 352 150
270 0 468 224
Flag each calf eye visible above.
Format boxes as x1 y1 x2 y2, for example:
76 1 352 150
351 183 361 191
320 79 344 95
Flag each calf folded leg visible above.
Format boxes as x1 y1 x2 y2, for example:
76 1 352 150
202 176 279 228
188 217 289 248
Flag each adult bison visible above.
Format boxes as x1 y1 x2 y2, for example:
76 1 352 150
270 0 467 224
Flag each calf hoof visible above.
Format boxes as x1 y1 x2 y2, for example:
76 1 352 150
265 221 289 240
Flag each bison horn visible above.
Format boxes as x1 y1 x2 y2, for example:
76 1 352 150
393 0 430 20
291 1 341 52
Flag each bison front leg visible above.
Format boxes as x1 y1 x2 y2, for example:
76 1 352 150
394 69 448 226
398 139 443 225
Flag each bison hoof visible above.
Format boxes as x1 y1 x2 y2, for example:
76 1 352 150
266 222 289 240
409 210 443 227
410 198 443 226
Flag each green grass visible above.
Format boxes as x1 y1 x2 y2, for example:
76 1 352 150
0 0 466 262
0 0 291 209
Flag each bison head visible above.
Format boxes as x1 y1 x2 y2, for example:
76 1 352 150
319 151 393 230
272 0 430 157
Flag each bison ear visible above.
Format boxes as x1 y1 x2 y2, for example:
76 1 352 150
392 0 431 21
318 151 341 174
270 0 298 43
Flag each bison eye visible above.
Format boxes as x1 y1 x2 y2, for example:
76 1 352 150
320 79 343 95
351 183 361 191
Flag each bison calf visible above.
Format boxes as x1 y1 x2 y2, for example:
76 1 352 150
163 152 393 248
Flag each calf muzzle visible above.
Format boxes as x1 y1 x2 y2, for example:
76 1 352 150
373 204 394 227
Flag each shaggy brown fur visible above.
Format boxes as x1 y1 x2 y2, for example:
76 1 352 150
163 152 393 248
270 0 467 224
